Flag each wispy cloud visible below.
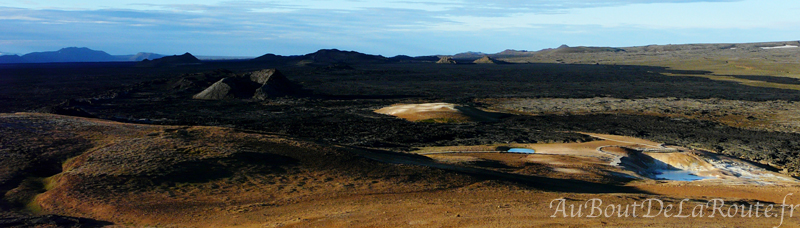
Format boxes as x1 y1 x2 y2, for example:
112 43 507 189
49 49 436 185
1 0 798 56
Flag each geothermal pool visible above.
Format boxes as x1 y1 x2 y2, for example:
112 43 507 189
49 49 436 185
653 169 711 181
507 148 536 154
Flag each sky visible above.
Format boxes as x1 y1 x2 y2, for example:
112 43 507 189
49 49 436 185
1 0 800 56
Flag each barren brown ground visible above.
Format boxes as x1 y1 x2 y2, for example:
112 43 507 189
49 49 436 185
481 97 800 133
5 46 800 227
3 113 800 227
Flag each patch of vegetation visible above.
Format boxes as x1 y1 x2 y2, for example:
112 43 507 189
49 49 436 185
3 177 47 213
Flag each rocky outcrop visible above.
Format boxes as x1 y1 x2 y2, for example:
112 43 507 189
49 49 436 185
192 69 299 100
473 56 498 64
473 56 510 64
436 56 457 64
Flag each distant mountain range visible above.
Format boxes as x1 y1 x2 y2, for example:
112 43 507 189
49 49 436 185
451 51 488 59
4 41 799 64
22 47 118 63
0 47 251 64
0 55 26 64
0 47 435 65
0 47 168 64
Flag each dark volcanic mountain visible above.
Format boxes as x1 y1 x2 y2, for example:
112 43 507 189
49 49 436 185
253 49 388 65
21 47 118 63
0 55 26 64
388 55 439 63
252 53 285 62
494 49 534 57
136 53 201 67
452 51 487 60
545 45 626 54
303 49 387 64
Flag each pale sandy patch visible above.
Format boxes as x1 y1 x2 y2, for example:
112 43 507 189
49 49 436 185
552 167 586 174
374 103 505 122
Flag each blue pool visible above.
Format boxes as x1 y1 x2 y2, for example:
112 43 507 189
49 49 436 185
654 169 711 181
507 148 536 154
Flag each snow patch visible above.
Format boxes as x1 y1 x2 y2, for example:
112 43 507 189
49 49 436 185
760 45 799 50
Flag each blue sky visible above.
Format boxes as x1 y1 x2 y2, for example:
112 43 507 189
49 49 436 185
1 0 799 56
